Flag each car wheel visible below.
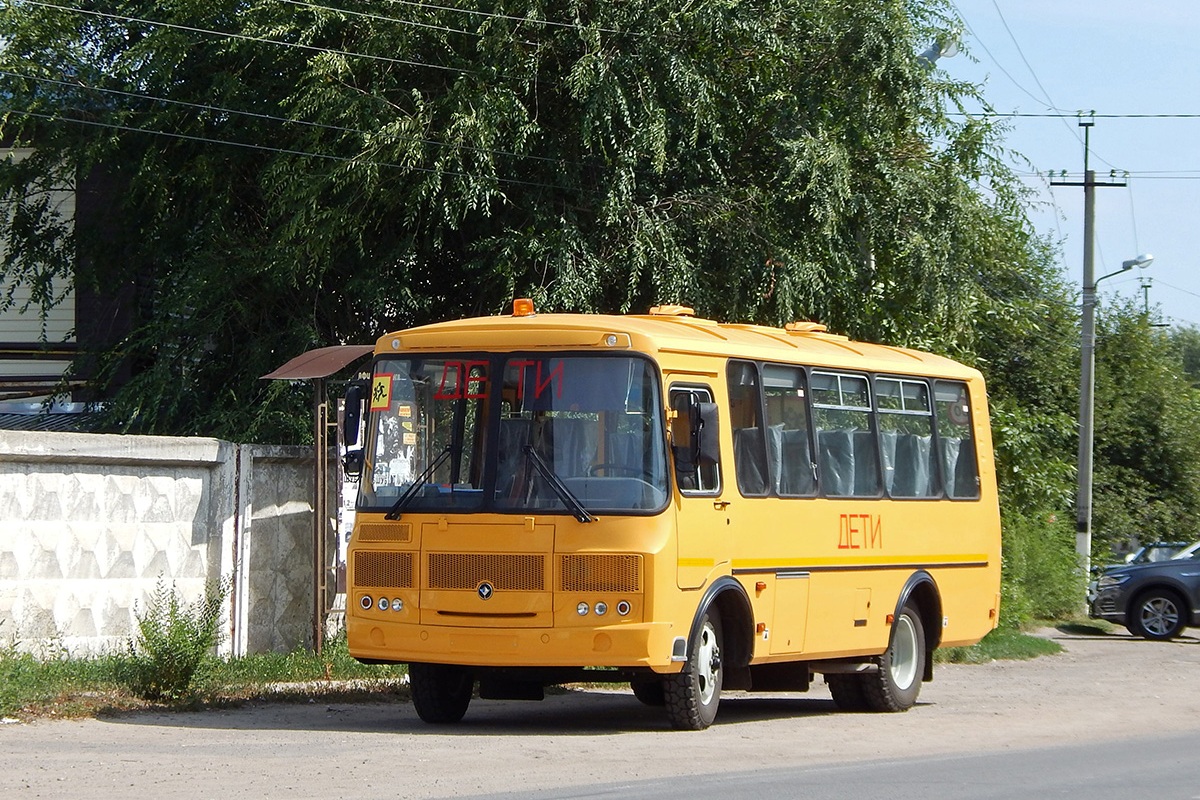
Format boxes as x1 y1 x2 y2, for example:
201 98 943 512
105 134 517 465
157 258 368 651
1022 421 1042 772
860 603 926 712
1128 589 1188 640
409 663 474 724
663 609 723 730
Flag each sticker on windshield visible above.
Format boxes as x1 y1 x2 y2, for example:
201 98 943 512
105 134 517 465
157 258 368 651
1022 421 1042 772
370 375 393 411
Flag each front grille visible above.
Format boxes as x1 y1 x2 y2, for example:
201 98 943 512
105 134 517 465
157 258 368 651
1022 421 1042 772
427 553 544 591
357 522 412 543
354 551 414 589
559 554 642 593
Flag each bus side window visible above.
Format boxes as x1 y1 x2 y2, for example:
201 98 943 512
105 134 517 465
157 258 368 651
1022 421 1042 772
934 380 980 499
670 386 721 494
876 377 937 498
728 361 769 496
812 371 881 497
762 364 816 496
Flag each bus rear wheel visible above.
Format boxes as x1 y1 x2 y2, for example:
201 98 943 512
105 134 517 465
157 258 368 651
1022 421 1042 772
409 663 474 724
861 604 925 712
632 679 666 706
664 609 723 730
826 673 870 711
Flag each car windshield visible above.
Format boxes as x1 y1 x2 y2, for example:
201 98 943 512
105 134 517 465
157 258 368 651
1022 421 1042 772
1170 540 1200 560
358 353 669 515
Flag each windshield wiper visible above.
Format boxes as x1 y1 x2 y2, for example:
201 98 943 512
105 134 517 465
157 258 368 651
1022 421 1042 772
385 446 453 520
523 444 596 523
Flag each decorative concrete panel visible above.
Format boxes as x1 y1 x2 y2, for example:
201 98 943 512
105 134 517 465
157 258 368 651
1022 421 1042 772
0 429 346 658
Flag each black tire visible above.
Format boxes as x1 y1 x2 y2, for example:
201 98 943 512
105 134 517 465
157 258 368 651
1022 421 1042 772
826 673 871 712
861 603 926 712
663 609 724 730
632 679 666 706
1128 589 1188 640
409 663 474 724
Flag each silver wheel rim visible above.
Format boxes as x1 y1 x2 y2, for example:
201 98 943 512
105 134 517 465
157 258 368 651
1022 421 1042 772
889 615 919 690
695 620 720 704
1142 597 1179 636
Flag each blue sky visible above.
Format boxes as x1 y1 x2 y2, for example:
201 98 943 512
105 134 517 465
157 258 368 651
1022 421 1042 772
947 0 1200 326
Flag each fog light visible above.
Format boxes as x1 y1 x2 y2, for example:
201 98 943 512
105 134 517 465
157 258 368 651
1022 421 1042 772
616 600 631 616
577 602 590 616
594 602 608 616
391 598 404 612
360 595 374 610
378 596 390 611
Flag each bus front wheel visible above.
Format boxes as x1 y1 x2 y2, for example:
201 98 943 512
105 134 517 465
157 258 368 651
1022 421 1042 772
409 663 474 724
862 603 926 712
664 609 724 730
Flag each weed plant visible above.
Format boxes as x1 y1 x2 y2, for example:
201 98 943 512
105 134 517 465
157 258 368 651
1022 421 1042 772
999 510 1082 627
115 576 231 701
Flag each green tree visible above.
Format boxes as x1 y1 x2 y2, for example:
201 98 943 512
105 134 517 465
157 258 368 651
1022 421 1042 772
1091 300 1200 559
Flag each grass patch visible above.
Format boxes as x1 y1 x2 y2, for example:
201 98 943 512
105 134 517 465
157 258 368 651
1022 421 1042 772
0 636 407 721
935 626 1062 664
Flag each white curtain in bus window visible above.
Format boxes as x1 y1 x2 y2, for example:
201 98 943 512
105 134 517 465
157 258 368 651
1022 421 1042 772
875 377 936 498
934 380 980 499
812 372 880 497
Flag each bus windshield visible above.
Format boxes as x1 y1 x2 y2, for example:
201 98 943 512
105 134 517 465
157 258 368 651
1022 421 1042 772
359 354 669 515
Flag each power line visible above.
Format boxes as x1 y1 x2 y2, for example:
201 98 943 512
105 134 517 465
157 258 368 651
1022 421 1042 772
0 105 579 194
278 0 486 39
0 68 568 166
954 111 1200 119
22 0 478 76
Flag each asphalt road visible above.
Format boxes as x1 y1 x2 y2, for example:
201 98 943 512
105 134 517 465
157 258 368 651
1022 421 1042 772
3 628 1199 799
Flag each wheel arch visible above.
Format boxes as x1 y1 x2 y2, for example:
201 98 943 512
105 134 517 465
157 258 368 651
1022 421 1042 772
1127 580 1192 618
892 571 943 682
688 576 755 675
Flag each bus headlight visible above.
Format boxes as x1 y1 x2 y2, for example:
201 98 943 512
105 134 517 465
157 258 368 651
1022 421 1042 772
577 602 590 616
378 596 390 611
594 602 608 616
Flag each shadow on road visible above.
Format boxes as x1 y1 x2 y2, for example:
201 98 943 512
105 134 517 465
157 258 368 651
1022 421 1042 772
95 688 852 736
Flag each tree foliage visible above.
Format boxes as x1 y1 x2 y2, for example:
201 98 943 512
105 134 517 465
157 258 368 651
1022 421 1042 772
1091 301 1200 558
2 0 1061 443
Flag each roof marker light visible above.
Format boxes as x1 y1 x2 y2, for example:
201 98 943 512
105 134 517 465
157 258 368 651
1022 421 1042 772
512 298 536 317
648 304 695 317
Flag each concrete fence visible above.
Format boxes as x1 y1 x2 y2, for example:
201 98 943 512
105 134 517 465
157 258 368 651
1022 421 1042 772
0 430 337 657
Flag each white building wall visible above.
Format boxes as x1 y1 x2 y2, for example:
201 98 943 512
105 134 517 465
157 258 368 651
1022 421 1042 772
0 147 76 384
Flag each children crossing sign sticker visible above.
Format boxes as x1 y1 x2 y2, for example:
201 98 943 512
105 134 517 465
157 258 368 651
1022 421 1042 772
370 375 393 411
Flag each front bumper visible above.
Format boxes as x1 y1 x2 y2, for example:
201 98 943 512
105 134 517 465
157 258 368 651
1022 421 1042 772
347 616 684 673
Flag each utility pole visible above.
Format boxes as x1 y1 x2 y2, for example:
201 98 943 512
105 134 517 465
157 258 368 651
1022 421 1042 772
1050 115 1126 577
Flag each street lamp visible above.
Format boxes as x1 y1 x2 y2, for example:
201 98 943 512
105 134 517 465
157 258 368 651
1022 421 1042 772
1077 252 1154 575
918 32 961 67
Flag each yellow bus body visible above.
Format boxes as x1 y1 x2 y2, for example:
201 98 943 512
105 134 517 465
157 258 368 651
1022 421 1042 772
345 306 1001 726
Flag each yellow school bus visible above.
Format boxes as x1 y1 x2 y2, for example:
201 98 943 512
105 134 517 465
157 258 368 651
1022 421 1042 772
342 301 1000 729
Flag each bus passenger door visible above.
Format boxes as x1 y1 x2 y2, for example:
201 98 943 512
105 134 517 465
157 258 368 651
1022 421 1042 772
669 383 730 589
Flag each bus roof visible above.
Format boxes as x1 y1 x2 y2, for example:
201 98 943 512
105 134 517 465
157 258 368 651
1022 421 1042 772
375 307 981 381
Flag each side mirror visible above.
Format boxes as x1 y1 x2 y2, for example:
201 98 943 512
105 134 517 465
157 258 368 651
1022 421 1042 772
696 402 719 466
670 393 719 467
342 382 366 477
